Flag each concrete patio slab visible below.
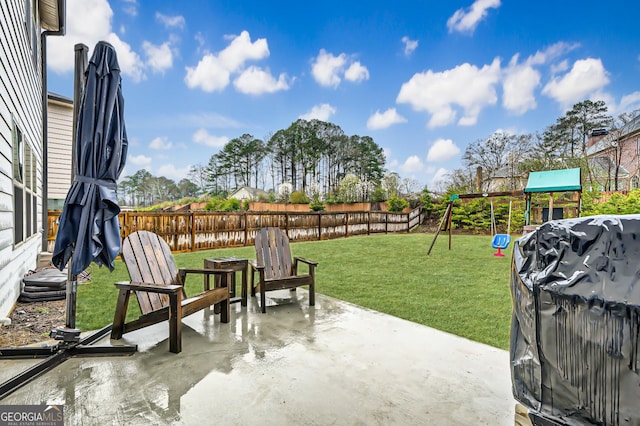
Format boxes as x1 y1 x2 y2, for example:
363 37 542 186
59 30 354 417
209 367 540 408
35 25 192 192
1 290 516 425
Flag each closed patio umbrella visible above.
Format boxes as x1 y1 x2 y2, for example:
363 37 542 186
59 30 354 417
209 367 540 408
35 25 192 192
0 41 134 400
52 41 128 325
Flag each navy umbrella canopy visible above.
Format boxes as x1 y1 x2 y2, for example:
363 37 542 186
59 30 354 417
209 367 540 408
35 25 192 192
53 41 128 276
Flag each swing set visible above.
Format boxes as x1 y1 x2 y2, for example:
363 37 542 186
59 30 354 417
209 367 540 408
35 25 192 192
427 168 583 257
427 190 522 256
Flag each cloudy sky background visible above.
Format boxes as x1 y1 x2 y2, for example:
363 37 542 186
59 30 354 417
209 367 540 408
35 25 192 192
47 0 640 190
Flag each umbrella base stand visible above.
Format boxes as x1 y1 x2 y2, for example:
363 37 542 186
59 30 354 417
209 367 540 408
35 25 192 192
0 323 136 400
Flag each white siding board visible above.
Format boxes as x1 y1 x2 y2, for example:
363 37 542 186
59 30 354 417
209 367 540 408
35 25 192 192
47 99 73 200
0 0 48 317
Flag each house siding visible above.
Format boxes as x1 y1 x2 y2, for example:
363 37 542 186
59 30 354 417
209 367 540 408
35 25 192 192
47 95 72 209
0 0 46 317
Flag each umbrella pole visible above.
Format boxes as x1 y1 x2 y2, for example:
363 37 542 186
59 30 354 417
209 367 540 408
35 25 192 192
64 44 88 330
65 264 77 329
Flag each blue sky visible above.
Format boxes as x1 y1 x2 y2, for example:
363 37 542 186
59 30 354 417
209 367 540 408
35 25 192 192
46 0 640 191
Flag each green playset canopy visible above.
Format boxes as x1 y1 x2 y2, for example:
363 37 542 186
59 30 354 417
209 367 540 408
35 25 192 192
524 168 582 193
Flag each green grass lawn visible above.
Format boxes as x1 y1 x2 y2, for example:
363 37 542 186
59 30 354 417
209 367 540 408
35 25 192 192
77 232 514 350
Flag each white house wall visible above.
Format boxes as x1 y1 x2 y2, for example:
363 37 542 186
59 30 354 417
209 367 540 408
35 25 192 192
0 0 45 317
47 97 72 209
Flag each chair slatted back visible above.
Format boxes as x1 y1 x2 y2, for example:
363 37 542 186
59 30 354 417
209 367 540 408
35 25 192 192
255 227 293 280
122 231 182 314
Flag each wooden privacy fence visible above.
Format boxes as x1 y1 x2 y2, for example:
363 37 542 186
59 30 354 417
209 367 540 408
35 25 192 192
47 206 424 253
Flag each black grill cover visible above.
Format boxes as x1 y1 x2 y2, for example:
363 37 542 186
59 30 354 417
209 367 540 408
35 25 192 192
511 215 640 425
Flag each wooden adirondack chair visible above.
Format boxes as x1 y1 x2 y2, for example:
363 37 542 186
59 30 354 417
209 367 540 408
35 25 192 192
111 230 232 353
250 227 317 313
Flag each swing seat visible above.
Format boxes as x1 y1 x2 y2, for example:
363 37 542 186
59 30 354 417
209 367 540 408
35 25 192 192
492 234 511 257
492 234 511 249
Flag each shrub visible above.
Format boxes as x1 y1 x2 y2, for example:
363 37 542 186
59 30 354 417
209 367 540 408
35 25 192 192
387 196 409 212
370 187 386 202
309 195 325 211
257 192 271 203
205 196 241 212
290 190 310 204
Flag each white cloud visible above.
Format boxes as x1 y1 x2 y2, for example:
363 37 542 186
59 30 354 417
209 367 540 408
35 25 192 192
366 108 407 130
142 41 173 74
179 112 242 129
447 0 501 34
400 156 424 174
430 167 450 190
502 54 541 114
47 0 145 82
105 35 145 82
550 59 570 75
396 58 501 128
193 128 229 148
311 49 347 88
184 55 230 92
501 42 579 115
617 91 640 114
299 103 336 121
128 154 152 166
527 42 579 66
401 36 418 56
542 58 610 108
155 12 185 29
311 49 368 88
185 30 270 92
122 0 138 16
194 32 206 51
344 62 370 83
149 136 172 150
427 139 461 162
233 66 291 95
157 164 192 181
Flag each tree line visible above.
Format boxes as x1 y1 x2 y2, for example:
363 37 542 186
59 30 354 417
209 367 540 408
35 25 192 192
118 169 199 207
119 119 389 207
190 119 386 197
448 100 639 194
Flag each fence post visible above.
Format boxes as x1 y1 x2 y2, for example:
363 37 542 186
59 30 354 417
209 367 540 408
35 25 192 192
345 212 349 237
407 210 410 232
190 211 195 251
243 212 248 246
318 213 322 240
285 213 289 238
385 213 388 234
367 211 370 235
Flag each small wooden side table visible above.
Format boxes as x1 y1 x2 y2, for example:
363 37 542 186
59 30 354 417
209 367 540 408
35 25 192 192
204 257 248 306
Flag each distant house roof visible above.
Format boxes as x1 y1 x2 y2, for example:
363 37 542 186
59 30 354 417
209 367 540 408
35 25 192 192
524 168 582 193
48 92 72 104
587 114 640 156
588 156 630 178
228 186 269 200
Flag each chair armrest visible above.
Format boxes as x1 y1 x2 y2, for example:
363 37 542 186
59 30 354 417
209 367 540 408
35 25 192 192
294 257 318 267
115 281 182 294
249 260 264 271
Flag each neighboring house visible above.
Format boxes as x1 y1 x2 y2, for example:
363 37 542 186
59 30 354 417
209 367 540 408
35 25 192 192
0 0 65 317
228 186 269 202
47 92 73 210
586 115 640 191
486 166 528 193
